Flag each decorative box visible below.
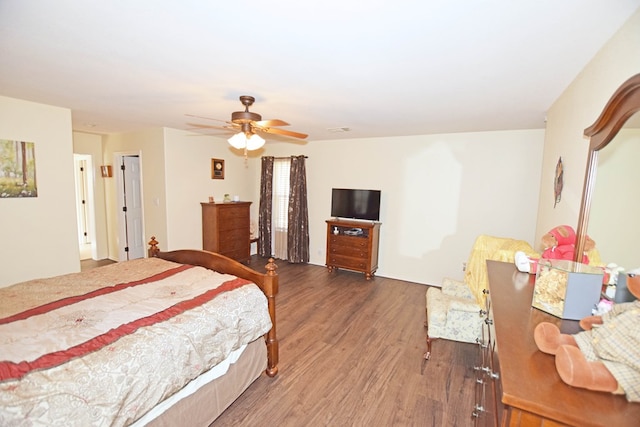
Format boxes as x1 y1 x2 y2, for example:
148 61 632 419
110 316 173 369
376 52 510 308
532 259 603 320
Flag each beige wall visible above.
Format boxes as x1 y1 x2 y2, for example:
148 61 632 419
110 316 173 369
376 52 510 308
536 9 640 261
162 128 255 250
96 127 544 286
0 96 78 288
256 130 545 285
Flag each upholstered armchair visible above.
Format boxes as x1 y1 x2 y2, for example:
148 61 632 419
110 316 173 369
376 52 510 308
424 277 483 361
423 235 537 365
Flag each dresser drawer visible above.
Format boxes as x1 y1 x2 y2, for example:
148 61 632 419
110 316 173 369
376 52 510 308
329 244 369 259
327 254 368 270
218 232 249 250
222 247 250 260
218 216 249 231
217 206 249 221
329 235 369 248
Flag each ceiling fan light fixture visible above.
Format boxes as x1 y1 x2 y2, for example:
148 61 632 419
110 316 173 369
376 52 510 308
246 133 265 150
227 132 266 151
227 132 247 149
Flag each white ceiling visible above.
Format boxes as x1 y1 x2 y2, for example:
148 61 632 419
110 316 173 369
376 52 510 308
1 1 639 142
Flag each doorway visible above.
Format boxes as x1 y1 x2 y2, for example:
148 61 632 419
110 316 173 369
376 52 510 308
115 154 145 261
73 154 96 260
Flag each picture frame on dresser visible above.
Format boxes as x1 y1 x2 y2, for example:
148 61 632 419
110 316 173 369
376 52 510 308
211 158 225 179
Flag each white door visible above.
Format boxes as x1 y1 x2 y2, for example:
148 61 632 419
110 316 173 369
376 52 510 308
117 155 145 261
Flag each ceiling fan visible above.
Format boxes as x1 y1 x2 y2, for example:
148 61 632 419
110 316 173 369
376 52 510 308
187 96 308 153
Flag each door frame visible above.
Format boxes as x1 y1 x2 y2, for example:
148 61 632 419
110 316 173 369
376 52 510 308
73 153 97 260
114 151 146 261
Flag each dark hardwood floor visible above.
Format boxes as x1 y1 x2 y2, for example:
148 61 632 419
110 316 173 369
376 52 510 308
212 256 477 427
80 258 116 271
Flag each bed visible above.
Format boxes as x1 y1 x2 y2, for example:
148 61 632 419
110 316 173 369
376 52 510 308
0 237 279 426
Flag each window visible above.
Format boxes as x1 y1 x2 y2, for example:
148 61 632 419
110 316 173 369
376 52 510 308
271 158 291 258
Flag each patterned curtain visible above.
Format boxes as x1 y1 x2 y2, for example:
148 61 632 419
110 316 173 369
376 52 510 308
258 156 274 257
287 155 309 263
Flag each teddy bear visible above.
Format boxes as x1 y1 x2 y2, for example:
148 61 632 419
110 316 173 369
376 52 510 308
540 224 595 263
533 272 640 402
515 225 595 273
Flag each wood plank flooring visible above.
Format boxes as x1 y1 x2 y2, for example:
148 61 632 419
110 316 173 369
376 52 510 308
212 257 477 427
80 258 116 271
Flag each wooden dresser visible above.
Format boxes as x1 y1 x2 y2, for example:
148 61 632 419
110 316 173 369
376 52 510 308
325 219 381 280
201 202 251 263
475 260 640 427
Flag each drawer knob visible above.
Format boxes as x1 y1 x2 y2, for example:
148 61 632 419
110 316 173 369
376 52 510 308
472 405 485 417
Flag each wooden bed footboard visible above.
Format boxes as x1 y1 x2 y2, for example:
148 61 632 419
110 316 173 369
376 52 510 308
148 237 279 377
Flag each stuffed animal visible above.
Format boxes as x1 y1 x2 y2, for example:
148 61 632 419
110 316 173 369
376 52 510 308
540 224 595 263
533 273 640 402
515 225 595 273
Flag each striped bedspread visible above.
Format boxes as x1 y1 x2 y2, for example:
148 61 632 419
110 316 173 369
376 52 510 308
0 258 271 426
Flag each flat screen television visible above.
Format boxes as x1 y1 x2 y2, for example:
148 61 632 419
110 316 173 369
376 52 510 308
331 188 381 221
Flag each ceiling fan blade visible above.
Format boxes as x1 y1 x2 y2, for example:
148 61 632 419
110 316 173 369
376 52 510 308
255 119 290 127
185 113 231 124
260 127 308 139
186 122 237 131
186 122 218 129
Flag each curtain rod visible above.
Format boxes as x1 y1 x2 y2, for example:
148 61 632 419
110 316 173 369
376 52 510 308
272 156 308 159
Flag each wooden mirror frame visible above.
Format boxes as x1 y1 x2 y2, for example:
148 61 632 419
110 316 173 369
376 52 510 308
574 73 640 261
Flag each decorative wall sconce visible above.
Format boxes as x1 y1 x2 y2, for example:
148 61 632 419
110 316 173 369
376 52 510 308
100 165 113 178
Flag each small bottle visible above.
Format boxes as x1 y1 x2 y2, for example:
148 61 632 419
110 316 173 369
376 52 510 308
333 227 339 235
606 285 616 299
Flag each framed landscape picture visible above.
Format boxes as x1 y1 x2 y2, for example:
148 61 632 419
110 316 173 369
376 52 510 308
0 139 38 198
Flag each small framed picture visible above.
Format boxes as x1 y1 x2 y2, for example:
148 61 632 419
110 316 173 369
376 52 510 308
100 165 113 178
211 158 224 179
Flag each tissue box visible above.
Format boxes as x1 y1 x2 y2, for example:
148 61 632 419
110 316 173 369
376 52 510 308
532 259 603 320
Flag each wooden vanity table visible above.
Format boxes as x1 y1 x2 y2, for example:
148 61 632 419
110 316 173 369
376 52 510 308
480 260 639 426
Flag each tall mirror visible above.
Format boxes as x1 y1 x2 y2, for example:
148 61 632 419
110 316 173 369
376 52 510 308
588 116 640 269
575 73 640 265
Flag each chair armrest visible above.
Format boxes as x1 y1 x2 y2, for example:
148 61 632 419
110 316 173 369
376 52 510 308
447 297 481 312
442 277 475 300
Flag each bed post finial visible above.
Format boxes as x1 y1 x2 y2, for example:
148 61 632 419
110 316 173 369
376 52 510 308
265 258 278 276
148 237 160 257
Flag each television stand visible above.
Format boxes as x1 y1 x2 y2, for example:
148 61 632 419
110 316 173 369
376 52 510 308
325 219 381 280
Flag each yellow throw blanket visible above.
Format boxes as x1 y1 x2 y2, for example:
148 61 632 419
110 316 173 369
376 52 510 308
463 234 603 304
464 235 537 304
